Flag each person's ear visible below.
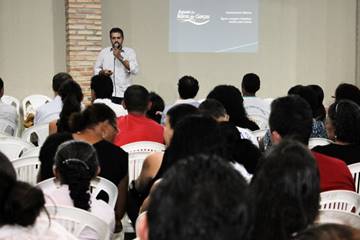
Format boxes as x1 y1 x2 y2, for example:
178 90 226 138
271 130 282 144
136 212 149 240
122 101 127 110
96 166 101 176
53 166 60 179
147 101 152 111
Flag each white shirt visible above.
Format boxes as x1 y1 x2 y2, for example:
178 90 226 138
237 126 259 148
93 98 127 117
161 98 200 125
44 184 115 240
94 47 139 98
34 96 62 125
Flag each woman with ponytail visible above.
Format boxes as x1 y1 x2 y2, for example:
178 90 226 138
0 152 76 239
44 140 115 240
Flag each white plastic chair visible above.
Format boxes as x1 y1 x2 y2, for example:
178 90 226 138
308 137 332 149
45 205 111 240
0 136 35 160
348 163 360 194
22 94 52 120
21 123 49 147
317 210 360 229
21 146 41 157
2 95 21 116
11 155 41 185
0 118 18 136
121 141 165 183
320 190 360 214
37 177 118 208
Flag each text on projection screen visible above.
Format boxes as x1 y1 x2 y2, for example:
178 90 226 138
169 0 258 53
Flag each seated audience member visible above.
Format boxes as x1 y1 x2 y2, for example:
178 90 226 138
312 100 360 165
114 85 164 146
44 140 115 239
136 154 251 240
0 152 75 240
161 75 200 124
90 74 127 117
49 80 83 134
293 224 360 240
146 92 165 124
199 98 259 147
334 83 360 106
241 73 270 123
250 140 320 240
128 104 199 225
34 72 72 125
269 95 355 192
207 85 259 131
309 84 326 122
0 78 18 135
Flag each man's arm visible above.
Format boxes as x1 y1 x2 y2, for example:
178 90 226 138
115 48 139 75
94 49 105 75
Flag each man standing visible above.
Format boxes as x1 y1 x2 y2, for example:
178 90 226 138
94 27 139 104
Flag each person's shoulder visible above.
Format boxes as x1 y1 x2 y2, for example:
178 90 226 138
123 46 136 54
95 140 128 155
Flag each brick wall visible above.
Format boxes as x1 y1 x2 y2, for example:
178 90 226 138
65 0 102 102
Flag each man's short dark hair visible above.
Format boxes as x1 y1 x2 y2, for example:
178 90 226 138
177 75 199 99
124 85 149 113
148 154 250 240
0 78 3 91
166 104 198 129
334 83 360 106
109 27 124 38
269 95 313 145
52 72 73 92
199 98 227 119
241 73 260 94
90 74 113 99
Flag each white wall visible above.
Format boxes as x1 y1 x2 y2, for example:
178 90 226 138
0 0 356 106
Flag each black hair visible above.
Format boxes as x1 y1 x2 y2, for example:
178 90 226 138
54 140 99 211
69 103 116 132
250 139 320 240
241 73 260 94
0 153 45 227
57 80 83 133
109 27 124 38
0 78 3 90
207 85 259 131
148 154 251 240
293 223 360 240
308 84 326 121
124 85 149 113
177 75 199 99
327 100 360 144
90 74 113 99
52 72 73 92
269 95 313 145
166 104 199 129
198 98 227 120
334 83 360 106
146 92 165 124
288 85 317 118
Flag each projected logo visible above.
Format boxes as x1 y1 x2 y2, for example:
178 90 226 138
177 10 210 25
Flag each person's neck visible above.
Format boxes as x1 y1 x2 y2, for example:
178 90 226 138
129 111 146 116
243 92 255 97
72 129 102 144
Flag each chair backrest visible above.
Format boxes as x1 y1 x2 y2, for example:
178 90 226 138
21 146 40 157
2 95 21 116
320 190 360 214
121 141 166 183
37 177 118 208
348 163 360 194
0 118 17 136
308 137 332 149
22 94 52 120
0 136 35 160
317 210 360 229
21 124 49 147
45 205 111 240
11 155 41 185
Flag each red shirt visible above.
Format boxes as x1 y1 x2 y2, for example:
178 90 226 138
312 151 355 192
114 114 164 147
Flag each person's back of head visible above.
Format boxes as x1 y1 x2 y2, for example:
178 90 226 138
199 98 228 122
166 104 199 129
334 83 360 106
146 154 250 240
90 74 113 100
269 95 313 145
241 73 260 96
250 139 320 240
0 152 45 227
52 72 73 94
288 85 317 118
124 85 149 113
308 84 326 121
177 75 199 99
327 99 360 144
54 140 99 210
293 223 360 240
0 78 4 98
146 92 165 124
